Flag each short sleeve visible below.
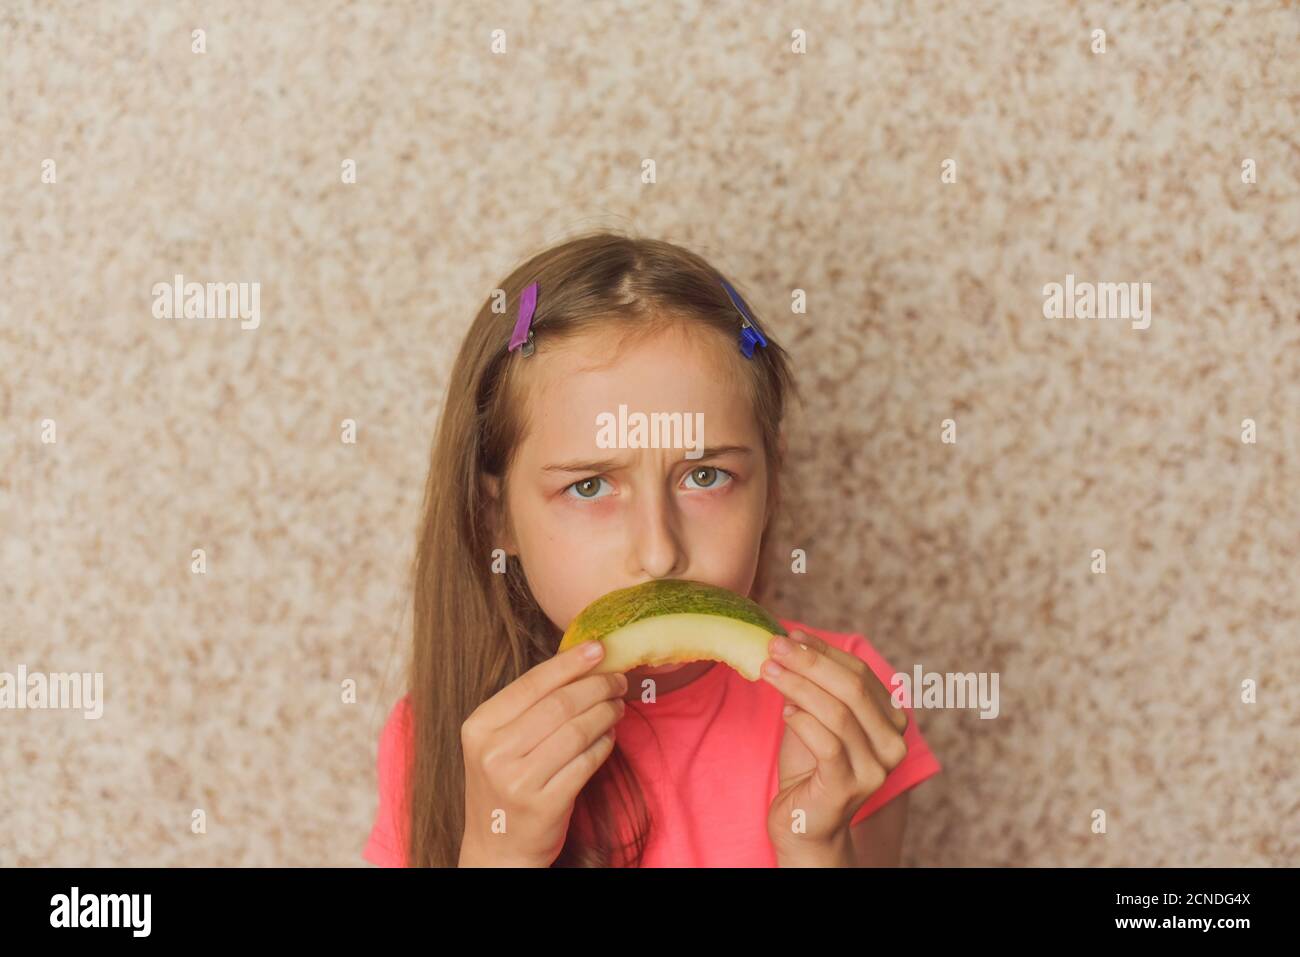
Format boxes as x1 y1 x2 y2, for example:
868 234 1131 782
837 633 943 827
363 696 413 867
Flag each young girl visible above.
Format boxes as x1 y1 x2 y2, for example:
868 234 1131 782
364 232 942 867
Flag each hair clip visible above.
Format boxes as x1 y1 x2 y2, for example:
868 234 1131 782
720 278 768 359
508 282 539 356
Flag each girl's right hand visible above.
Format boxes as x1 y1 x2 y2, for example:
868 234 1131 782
458 640 627 867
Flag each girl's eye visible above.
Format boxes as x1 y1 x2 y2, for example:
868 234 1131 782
565 476 612 500
683 466 733 491
565 468 734 502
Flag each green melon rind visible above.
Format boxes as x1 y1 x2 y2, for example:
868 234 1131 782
584 612 776 681
559 579 787 649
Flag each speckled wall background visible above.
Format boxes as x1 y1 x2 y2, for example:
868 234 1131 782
2 0 1297 867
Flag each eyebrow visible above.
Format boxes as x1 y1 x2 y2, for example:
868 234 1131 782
542 444 754 473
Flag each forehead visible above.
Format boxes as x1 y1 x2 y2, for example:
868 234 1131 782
515 322 758 461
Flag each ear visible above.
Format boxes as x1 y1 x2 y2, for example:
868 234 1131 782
483 473 517 555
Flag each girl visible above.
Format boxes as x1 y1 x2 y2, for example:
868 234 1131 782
364 232 942 867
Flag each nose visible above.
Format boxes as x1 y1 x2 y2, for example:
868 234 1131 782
627 481 688 580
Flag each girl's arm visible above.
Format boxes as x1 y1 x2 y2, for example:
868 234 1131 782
773 794 909 867
849 793 908 866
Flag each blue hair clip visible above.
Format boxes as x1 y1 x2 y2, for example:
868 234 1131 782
720 278 768 359
507 282 539 356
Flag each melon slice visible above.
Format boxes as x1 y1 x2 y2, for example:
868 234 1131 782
557 579 787 681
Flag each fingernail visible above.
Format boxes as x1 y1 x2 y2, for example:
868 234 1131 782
771 636 794 656
583 641 604 660
783 704 797 717
763 659 784 679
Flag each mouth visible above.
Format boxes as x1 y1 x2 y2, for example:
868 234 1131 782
635 662 690 674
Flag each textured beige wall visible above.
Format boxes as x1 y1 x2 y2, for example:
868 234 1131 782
2 0 1297 866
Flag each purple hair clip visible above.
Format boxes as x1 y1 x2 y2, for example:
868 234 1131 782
720 278 768 359
508 282 539 356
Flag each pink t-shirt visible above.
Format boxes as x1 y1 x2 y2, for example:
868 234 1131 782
364 619 942 867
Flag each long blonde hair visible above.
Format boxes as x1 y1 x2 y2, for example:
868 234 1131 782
406 230 799 866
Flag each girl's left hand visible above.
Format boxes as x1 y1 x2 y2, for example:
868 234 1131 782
763 629 910 857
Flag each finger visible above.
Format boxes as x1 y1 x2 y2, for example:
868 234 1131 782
777 630 909 742
476 640 610 732
780 629 871 683
779 708 857 793
511 671 628 757
763 658 877 781
775 631 909 769
537 699 624 799
880 682 910 734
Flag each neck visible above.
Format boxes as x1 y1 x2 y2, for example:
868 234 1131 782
622 659 716 698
